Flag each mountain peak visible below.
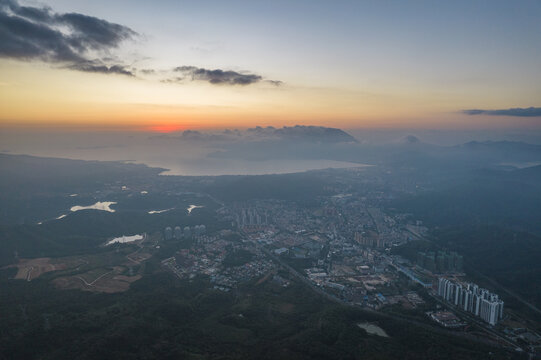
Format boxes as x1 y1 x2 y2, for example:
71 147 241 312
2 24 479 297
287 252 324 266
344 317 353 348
272 125 358 143
404 135 421 144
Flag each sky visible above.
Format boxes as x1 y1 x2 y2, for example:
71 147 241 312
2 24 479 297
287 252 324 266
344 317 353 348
1 0 540 132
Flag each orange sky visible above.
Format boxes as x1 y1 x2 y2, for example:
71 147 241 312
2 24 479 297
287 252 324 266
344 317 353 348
1 1 540 132
3 60 539 132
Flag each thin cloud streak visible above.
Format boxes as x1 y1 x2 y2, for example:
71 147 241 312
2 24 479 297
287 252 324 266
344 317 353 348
167 65 281 86
463 107 541 117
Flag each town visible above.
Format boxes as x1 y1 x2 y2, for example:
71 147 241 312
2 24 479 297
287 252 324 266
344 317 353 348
157 188 540 356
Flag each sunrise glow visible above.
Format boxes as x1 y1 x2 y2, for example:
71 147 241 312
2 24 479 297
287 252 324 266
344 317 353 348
0 1 539 131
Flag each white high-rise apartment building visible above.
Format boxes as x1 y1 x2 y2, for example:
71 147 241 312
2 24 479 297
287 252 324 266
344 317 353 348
437 278 504 325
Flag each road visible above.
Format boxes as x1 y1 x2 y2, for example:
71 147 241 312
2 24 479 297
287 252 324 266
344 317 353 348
25 266 34 281
126 233 148 264
76 270 114 287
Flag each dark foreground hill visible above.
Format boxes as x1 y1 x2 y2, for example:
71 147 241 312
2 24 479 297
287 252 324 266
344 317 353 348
0 269 519 360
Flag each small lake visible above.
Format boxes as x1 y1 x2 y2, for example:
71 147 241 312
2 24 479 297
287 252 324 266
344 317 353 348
357 322 389 337
148 208 173 214
71 201 117 213
187 205 203 213
499 161 541 169
106 234 144 246
158 159 367 176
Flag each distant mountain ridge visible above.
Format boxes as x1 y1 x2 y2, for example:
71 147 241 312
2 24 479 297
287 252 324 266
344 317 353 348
457 140 541 152
174 125 358 143
403 135 421 144
269 125 358 143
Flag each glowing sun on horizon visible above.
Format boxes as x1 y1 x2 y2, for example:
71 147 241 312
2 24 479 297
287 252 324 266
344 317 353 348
147 124 187 133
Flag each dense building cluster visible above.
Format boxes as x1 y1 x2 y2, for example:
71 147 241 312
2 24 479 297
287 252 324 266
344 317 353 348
438 278 504 325
354 231 385 248
235 208 269 228
162 193 525 350
417 251 463 273
161 232 275 290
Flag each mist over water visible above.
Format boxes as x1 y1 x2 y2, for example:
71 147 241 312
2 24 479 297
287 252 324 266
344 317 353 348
156 159 362 176
0 129 363 175
2 127 540 175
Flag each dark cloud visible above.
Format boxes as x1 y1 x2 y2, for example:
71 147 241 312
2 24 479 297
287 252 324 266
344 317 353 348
59 13 136 50
0 1 279 83
0 0 137 75
160 76 183 84
67 62 135 76
463 107 541 117
173 66 261 85
265 80 283 86
11 2 53 23
171 65 281 86
140 68 156 75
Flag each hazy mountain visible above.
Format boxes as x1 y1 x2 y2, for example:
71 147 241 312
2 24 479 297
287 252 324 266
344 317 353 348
3 128 541 177
402 135 421 144
458 140 541 152
173 125 358 143
270 125 358 143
